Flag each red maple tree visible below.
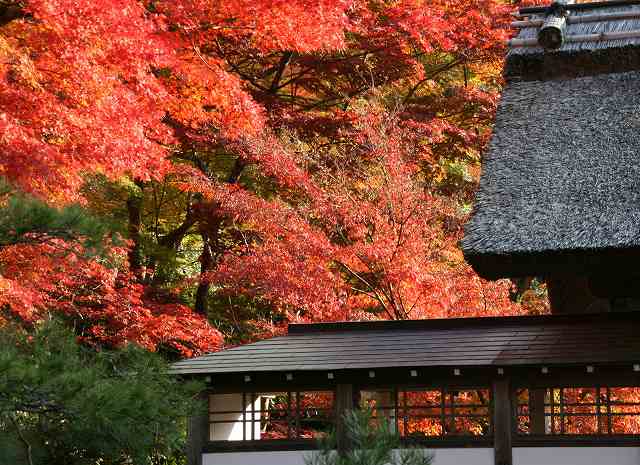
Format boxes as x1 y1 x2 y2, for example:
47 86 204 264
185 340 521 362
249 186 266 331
0 237 221 357
0 0 527 350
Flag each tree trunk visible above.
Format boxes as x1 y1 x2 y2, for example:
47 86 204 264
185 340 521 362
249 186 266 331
0 4 24 26
126 189 144 281
194 233 213 316
189 161 242 316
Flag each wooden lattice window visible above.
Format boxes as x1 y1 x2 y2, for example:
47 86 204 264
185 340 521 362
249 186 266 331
360 387 491 438
516 386 640 436
208 390 334 441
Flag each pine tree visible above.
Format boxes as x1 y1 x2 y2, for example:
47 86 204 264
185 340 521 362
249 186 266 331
305 409 433 465
0 320 202 465
0 180 113 252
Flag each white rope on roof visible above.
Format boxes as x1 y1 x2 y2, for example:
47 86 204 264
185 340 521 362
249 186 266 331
516 0 640 17
508 29 640 47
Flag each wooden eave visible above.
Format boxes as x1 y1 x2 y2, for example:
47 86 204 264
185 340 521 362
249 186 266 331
171 311 640 379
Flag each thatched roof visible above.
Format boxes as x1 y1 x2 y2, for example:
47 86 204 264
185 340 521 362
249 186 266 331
506 0 640 80
463 1 640 280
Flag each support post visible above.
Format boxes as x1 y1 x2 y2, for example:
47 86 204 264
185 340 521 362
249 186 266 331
492 378 513 465
530 388 547 434
186 391 209 465
335 384 354 455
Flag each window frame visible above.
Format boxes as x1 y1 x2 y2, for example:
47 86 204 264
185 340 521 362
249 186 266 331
512 381 640 446
207 388 337 445
357 383 494 446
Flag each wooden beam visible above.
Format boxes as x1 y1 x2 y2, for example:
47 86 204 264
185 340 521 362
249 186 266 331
492 378 513 465
509 29 640 48
335 384 354 455
186 391 210 465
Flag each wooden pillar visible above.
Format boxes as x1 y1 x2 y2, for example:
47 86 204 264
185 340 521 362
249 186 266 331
186 391 209 465
335 384 354 455
492 378 513 465
529 388 546 435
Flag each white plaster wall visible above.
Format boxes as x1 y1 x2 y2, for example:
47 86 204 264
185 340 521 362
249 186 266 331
203 448 494 465
209 394 260 441
203 451 305 465
202 446 640 465
514 447 640 465
429 448 493 465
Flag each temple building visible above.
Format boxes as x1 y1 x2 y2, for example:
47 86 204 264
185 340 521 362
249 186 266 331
462 0 640 314
172 313 640 465
172 1 640 464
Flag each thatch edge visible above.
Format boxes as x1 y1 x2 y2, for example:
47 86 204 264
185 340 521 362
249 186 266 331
505 44 640 81
464 246 640 280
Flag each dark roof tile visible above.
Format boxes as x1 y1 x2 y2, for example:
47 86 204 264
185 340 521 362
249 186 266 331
170 312 640 375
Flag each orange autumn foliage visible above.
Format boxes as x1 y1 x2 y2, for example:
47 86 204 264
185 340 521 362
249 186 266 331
0 0 528 351
0 238 221 357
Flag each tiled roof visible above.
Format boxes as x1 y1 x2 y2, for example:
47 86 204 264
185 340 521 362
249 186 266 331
170 312 640 375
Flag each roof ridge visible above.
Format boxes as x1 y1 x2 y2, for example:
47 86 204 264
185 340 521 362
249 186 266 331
519 0 640 16
287 311 640 334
